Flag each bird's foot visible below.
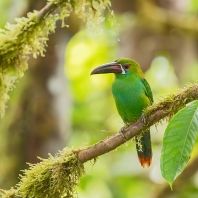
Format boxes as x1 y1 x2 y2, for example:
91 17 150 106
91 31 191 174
119 126 126 138
141 113 147 125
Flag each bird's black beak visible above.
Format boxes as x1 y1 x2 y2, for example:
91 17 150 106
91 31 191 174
90 62 126 75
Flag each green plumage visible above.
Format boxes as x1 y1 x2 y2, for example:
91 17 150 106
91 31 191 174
112 75 151 123
91 57 153 167
112 58 153 167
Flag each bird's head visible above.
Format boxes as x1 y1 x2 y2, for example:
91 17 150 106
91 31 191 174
90 57 143 77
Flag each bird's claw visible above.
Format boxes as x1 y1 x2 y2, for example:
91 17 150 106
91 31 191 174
119 127 126 138
141 113 147 125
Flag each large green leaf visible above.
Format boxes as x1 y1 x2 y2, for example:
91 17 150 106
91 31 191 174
160 100 198 188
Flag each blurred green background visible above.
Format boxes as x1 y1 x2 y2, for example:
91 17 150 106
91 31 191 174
1 0 198 197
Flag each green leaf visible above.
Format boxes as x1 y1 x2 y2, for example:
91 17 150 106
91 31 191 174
160 100 198 188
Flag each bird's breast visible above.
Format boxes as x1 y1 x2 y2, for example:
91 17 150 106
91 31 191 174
112 77 150 123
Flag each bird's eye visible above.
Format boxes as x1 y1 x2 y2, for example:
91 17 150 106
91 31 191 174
123 64 130 69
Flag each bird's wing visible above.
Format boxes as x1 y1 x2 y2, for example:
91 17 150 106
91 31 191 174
141 78 153 104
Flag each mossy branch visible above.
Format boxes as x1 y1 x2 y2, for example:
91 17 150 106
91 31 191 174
1 83 198 198
0 148 85 198
78 83 198 162
0 0 111 117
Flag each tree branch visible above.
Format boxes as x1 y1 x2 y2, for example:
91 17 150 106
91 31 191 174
78 83 198 162
0 0 110 117
37 2 58 19
1 83 198 197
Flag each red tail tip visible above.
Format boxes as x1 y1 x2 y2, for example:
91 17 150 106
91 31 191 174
138 157 152 168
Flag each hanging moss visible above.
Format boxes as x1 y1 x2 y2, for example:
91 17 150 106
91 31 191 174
0 0 111 197
0 147 85 198
0 0 111 117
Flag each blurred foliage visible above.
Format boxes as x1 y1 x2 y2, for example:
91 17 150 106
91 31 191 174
0 0 111 117
65 25 120 145
1 0 198 198
64 1 198 197
188 0 198 13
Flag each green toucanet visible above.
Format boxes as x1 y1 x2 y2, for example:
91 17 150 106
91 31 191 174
91 57 153 167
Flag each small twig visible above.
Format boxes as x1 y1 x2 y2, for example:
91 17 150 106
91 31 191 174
37 2 58 19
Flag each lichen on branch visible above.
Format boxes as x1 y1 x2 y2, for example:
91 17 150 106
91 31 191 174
0 148 85 198
0 0 111 117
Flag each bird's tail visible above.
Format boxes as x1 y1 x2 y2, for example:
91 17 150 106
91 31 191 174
135 129 152 167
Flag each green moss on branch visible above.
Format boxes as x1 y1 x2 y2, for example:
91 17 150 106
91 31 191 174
0 0 111 117
0 148 84 198
1 83 198 197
